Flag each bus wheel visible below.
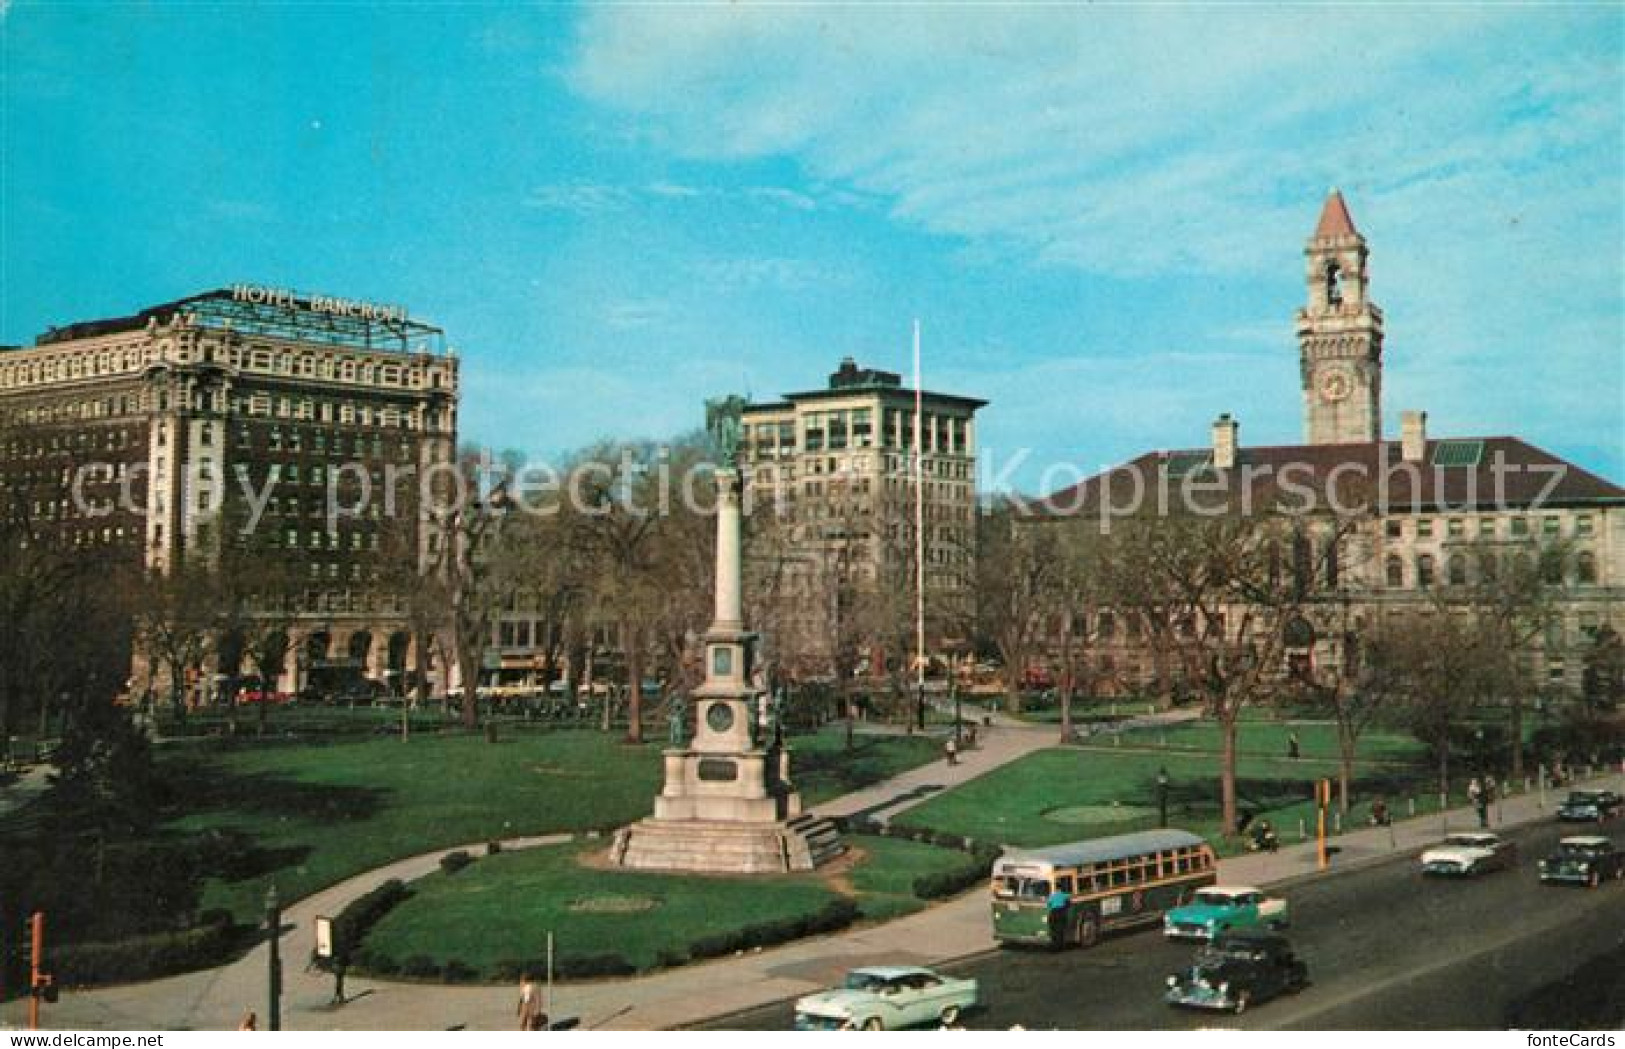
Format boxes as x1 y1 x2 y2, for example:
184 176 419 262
1076 915 1100 948
939 1006 960 1027
862 1017 884 1031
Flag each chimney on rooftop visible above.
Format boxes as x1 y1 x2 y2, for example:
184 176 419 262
1212 413 1239 471
1400 410 1428 464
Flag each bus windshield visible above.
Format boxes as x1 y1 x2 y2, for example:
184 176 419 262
994 875 1052 900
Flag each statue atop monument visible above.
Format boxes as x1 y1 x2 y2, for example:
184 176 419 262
705 394 749 468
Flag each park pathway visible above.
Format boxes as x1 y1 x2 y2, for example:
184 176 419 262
1 711 1058 1032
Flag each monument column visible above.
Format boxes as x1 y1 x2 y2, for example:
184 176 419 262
609 396 842 874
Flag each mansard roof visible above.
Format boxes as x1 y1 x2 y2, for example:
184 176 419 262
1036 436 1625 517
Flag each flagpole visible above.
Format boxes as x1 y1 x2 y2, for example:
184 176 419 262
913 319 926 732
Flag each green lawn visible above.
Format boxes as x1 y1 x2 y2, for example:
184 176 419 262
892 745 1438 854
1117 719 1428 764
161 726 940 922
360 834 971 977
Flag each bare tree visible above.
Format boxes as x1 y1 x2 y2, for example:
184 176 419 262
1433 537 1569 781
976 504 1069 719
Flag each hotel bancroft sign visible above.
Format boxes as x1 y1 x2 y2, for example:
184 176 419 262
230 283 409 324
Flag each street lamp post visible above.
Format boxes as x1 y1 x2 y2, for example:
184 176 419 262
265 886 282 1031
952 677 962 747
1157 767 1170 829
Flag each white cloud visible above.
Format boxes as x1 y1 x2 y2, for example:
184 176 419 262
567 7 1619 278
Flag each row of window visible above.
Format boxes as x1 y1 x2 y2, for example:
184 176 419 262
1385 550 1599 588
1386 513 1594 541
2 426 140 457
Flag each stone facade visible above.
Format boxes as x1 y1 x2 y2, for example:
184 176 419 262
1039 192 1623 701
1298 190 1384 446
612 467 843 873
0 286 460 700
739 358 986 672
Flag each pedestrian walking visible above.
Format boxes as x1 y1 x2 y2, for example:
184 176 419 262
944 737 959 766
518 972 547 1031
1469 776 1488 828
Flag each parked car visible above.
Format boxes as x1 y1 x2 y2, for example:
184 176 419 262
794 966 979 1030
1164 886 1289 941
1420 832 1517 876
1556 789 1624 823
1537 836 1625 887
1165 929 1308 1015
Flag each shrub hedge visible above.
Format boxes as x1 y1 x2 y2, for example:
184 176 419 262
52 912 238 986
687 897 860 960
439 850 474 875
331 878 411 965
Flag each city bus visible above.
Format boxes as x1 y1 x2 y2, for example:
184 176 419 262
991 829 1217 949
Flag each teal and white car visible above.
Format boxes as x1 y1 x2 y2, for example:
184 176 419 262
1164 886 1289 942
794 966 979 1030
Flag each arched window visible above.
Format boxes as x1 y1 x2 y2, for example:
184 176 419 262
1540 550 1565 586
1479 553 1498 582
1576 551 1597 585
1447 553 1468 586
1386 555 1404 588
1325 260 1343 307
1417 555 1436 589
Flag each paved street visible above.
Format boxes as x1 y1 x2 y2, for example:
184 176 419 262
708 816 1625 1030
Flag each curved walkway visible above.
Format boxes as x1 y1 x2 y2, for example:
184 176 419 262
5 713 1056 1032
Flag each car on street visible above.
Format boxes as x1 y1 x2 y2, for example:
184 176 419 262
1420 831 1517 876
1537 835 1625 887
1556 789 1623 823
1165 929 1308 1015
1164 886 1289 941
793 966 979 1030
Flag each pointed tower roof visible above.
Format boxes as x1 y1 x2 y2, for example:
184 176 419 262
1314 189 1358 238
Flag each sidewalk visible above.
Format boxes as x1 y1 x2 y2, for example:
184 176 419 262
8 732 1616 1032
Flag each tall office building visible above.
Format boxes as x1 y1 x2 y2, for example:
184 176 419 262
740 358 986 675
0 284 459 696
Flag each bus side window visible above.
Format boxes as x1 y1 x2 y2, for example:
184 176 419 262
1057 875 1074 895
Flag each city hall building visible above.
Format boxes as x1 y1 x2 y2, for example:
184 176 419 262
0 285 460 699
1041 192 1623 699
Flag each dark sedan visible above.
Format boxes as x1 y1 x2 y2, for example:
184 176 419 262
1165 929 1308 1015
1538 836 1625 887
1556 790 1623 823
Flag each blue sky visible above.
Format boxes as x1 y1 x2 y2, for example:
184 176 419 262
4 3 1621 493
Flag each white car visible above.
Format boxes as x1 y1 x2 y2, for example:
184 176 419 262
1420 832 1517 876
794 966 979 1030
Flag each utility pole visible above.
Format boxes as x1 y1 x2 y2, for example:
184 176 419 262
1316 779 1331 871
27 911 52 1031
265 886 282 1031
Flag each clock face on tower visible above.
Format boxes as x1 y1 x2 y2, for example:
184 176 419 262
1318 368 1352 404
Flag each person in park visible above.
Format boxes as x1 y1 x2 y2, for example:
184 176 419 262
1469 777 1488 828
518 972 547 1031
944 737 959 766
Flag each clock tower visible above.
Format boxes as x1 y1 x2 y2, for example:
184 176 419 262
1297 189 1384 445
